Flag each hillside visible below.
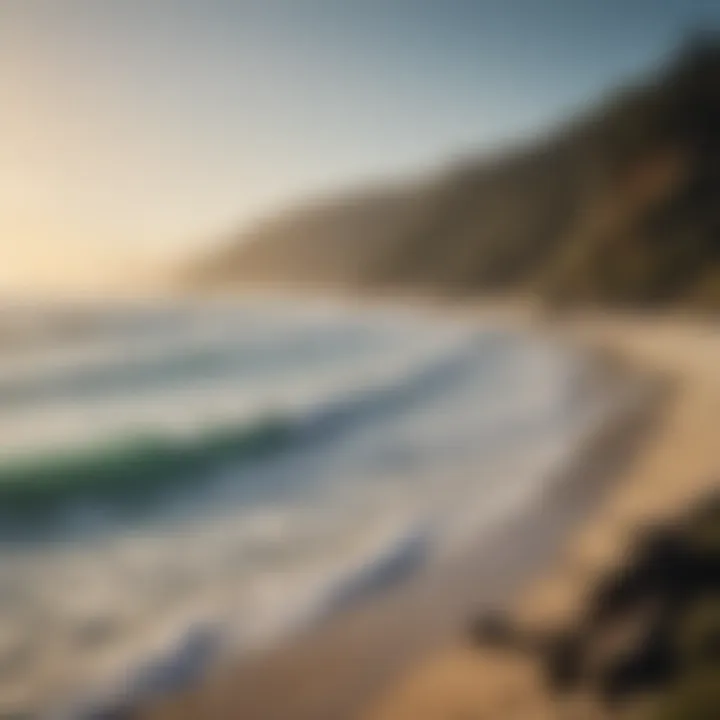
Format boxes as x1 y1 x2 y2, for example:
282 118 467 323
189 36 720 308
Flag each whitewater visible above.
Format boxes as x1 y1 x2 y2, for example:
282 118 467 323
0 298 611 717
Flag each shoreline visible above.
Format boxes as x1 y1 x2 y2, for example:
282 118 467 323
133 301 675 720
366 311 719 720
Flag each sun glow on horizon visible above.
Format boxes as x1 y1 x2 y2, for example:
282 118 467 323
2 1 717 296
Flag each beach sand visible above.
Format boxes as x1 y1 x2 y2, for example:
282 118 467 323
365 312 720 720
137 308 718 720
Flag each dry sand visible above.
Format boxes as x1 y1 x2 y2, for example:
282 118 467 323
138 308 718 720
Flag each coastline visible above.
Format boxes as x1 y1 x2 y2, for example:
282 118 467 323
366 311 719 720
132 301 686 720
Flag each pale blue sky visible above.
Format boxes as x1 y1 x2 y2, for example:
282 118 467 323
1 0 719 281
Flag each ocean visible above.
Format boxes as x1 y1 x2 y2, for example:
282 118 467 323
0 298 608 717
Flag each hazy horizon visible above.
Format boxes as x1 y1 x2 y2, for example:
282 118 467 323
2 0 719 293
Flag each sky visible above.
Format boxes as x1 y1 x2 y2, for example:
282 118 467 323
1 0 719 290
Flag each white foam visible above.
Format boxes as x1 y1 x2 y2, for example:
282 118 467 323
0 300 600 717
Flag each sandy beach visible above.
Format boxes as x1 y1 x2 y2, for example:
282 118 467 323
129 306 718 720
365 311 719 720
6 7 720 718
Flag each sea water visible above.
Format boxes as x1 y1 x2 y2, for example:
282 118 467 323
0 297 607 717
